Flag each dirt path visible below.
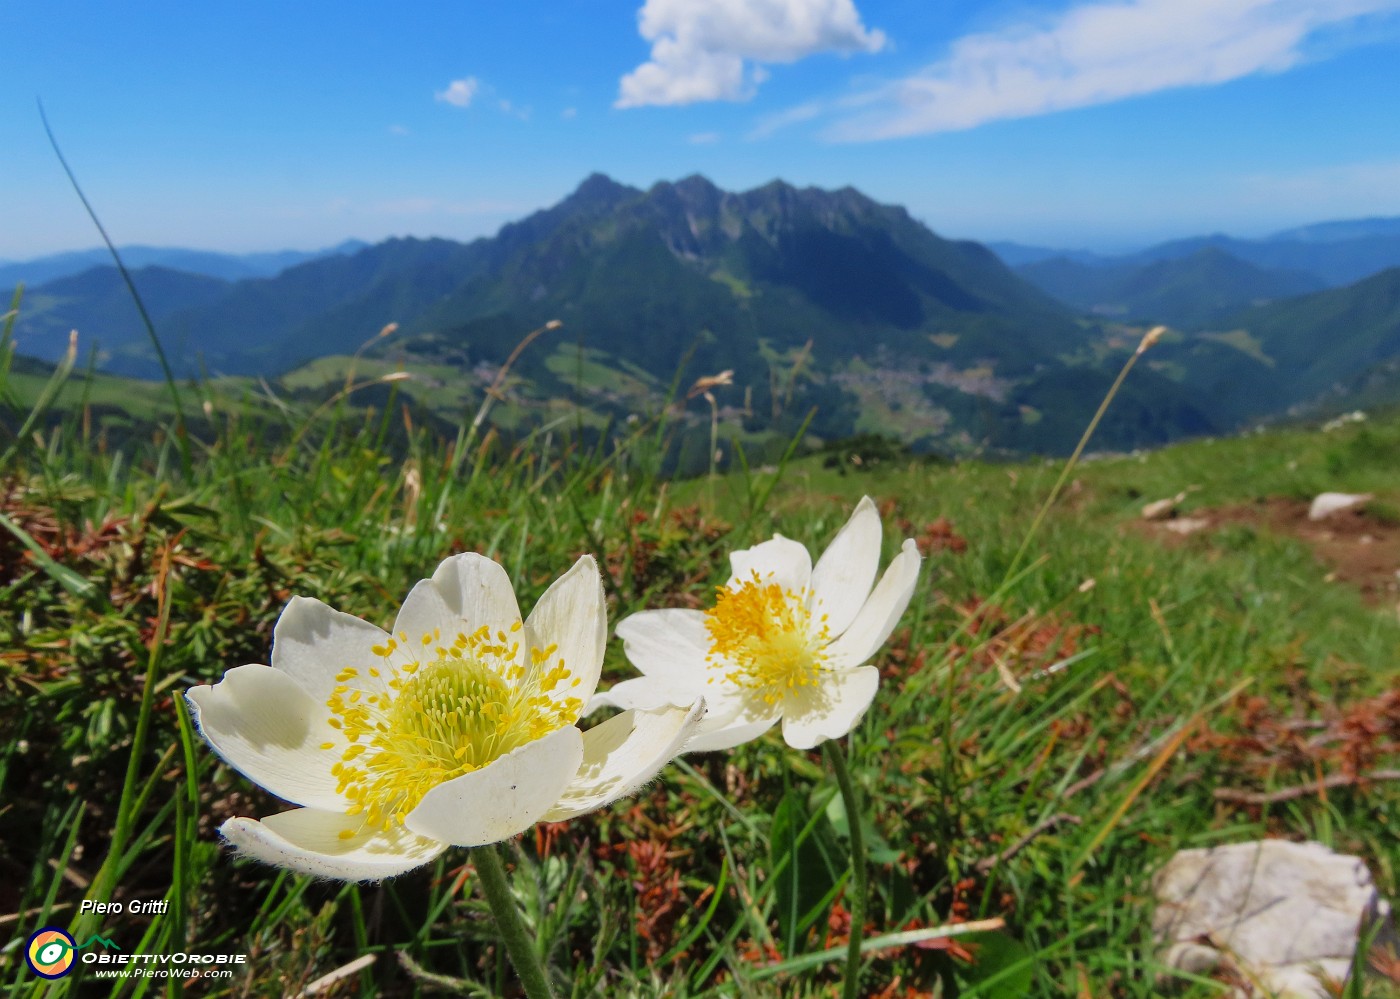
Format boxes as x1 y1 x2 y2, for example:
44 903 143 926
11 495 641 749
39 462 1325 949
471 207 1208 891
1139 498 1400 608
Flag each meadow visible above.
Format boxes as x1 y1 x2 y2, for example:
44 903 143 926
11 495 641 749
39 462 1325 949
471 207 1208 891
2 299 1399 997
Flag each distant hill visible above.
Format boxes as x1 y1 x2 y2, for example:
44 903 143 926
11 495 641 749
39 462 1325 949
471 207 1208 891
1149 266 1400 427
1264 217 1400 244
1222 266 1400 403
32 178 1400 454
999 216 1400 290
12 266 231 366
152 237 490 377
0 240 368 289
1018 247 1325 329
984 241 1110 268
12 173 1132 451
1122 232 1400 288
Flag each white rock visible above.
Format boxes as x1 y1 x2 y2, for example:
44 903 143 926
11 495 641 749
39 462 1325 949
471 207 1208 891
1142 490 1190 521
1308 492 1371 521
1322 411 1367 432
1142 497 1178 520
1163 517 1209 535
1162 942 1219 975
1153 840 1394 997
1259 960 1350 999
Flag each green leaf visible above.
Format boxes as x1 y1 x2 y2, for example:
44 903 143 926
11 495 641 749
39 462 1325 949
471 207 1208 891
824 788 901 864
0 512 97 600
770 788 843 957
960 931 1035 998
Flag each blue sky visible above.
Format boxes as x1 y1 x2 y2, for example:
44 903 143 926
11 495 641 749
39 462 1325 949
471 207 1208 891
5 0 1400 260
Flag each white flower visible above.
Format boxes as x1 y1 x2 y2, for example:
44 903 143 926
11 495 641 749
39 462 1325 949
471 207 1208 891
187 553 703 881
592 497 920 751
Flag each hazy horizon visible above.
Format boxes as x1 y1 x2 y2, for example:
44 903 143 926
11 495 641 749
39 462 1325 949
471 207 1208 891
7 172 1399 268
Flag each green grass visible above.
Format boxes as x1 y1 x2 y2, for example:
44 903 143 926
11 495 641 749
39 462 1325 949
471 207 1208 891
544 344 662 418
1198 328 1275 367
2 329 1399 997
3 368 205 417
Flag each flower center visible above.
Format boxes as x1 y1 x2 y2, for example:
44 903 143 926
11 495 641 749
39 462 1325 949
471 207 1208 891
324 624 584 833
704 573 830 706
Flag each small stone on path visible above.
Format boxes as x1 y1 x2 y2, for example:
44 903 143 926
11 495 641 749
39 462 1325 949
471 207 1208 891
1308 492 1371 521
1142 490 1189 521
1153 839 1395 997
1162 517 1209 535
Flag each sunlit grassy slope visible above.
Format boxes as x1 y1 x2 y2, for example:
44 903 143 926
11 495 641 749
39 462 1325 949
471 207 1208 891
2 348 1399 996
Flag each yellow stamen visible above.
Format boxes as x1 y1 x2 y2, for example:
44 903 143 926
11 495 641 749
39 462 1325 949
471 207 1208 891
704 572 830 706
322 626 580 833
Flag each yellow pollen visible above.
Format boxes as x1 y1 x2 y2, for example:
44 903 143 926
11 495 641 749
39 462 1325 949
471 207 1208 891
704 573 830 706
322 634 582 833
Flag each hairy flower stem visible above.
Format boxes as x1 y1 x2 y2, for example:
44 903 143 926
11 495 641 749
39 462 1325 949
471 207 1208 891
824 739 868 999
473 844 557 999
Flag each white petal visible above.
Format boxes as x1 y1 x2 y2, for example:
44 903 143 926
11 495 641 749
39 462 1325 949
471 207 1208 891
271 597 391 700
808 497 882 637
615 608 711 683
186 665 344 810
686 668 754 724
221 808 446 881
404 726 584 846
727 535 812 593
823 539 922 670
544 701 705 821
685 710 780 753
780 666 881 750
587 675 692 714
523 555 607 713
393 553 524 668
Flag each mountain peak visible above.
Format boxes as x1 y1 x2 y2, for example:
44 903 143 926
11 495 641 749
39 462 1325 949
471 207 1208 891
646 174 726 220
736 178 880 217
748 178 797 199
569 172 639 207
674 173 718 193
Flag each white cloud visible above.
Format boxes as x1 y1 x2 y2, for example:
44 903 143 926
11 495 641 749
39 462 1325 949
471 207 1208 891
810 0 1400 141
388 124 410 136
560 106 578 120
434 78 533 121
749 100 825 139
688 131 721 144
435 77 480 108
617 0 886 108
